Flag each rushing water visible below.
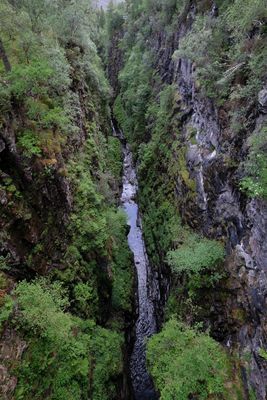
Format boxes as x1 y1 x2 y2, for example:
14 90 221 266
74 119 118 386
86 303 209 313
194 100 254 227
120 137 158 400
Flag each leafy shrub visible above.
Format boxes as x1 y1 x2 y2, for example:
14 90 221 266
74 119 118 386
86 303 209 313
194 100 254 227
167 233 225 275
142 200 182 267
15 278 71 343
147 319 238 400
17 130 41 157
8 61 53 99
14 278 123 400
73 282 98 319
0 81 11 113
106 2 125 36
167 233 225 290
0 256 9 271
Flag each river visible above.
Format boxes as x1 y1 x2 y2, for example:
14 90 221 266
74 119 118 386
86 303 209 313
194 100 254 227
120 136 158 400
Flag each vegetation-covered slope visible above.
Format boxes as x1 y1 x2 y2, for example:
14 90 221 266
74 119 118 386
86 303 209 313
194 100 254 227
107 0 267 398
0 1 134 399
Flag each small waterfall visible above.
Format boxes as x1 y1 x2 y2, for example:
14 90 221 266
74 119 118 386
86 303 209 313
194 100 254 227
119 134 158 400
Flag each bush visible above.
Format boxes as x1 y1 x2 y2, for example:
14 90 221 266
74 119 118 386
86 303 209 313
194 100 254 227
14 278 123 400
167 233 225 275
8 61 53 99
14 278 71 343
17 130 41 157
167 233 225 290
147 319 238 400
73 282 98 319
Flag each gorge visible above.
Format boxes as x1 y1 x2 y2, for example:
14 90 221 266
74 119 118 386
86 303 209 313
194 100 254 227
119 128 158 399
0 0 267 399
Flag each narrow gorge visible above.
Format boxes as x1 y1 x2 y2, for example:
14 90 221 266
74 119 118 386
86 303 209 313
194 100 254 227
0 0 266 400
119 128 158 399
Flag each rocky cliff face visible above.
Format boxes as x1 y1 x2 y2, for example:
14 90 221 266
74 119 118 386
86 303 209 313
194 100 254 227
0 121 72 277
110 0 267 397
173 53 267 400
156 7 267 397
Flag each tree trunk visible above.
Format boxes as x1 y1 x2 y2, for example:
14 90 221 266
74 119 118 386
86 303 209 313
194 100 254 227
0 38 11 72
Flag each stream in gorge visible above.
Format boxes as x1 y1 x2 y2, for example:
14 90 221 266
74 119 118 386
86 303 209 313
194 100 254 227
118 129 159 400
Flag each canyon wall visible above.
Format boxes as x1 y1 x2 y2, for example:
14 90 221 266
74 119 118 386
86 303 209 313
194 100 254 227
110 0 267 397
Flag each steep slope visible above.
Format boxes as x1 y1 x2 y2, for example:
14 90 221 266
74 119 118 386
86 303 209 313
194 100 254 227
0 1 134 399
108 0 267 398
0 0 266 399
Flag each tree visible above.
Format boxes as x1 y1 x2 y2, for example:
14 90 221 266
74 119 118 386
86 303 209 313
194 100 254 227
147 319 240 400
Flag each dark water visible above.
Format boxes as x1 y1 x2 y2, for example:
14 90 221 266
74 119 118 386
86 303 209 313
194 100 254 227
120 140 158 400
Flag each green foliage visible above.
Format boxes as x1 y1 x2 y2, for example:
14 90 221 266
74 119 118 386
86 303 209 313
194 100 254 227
8 61 53 99
142 199 182 267
249 388 257 400
0 1 133 399
106 4 264 398
90 326 123 400
106 136 122 181
106 1 125 37
0 0 110 158
224 0 267 39
174 15 229 100
167 233 225 275
241 126 267 199
17 130 41 157
0 271 8 288
0 295 14 330
0 81 11 113
38 106 69 131
113 95 127 130
106 209 134 312
259 348 267 361
173 0 267 104
73 282 98 319
69 168 108 257
14 278 123 400
115 45 154 150
0 255 10 271
147 319 238 400
15 278 71 343
56 119 133 319
167 233 225 291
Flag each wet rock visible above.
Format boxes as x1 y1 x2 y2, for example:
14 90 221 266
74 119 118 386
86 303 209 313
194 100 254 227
258 87 267 112
0 327 27 400
210 3 219 18
247 199 267 270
